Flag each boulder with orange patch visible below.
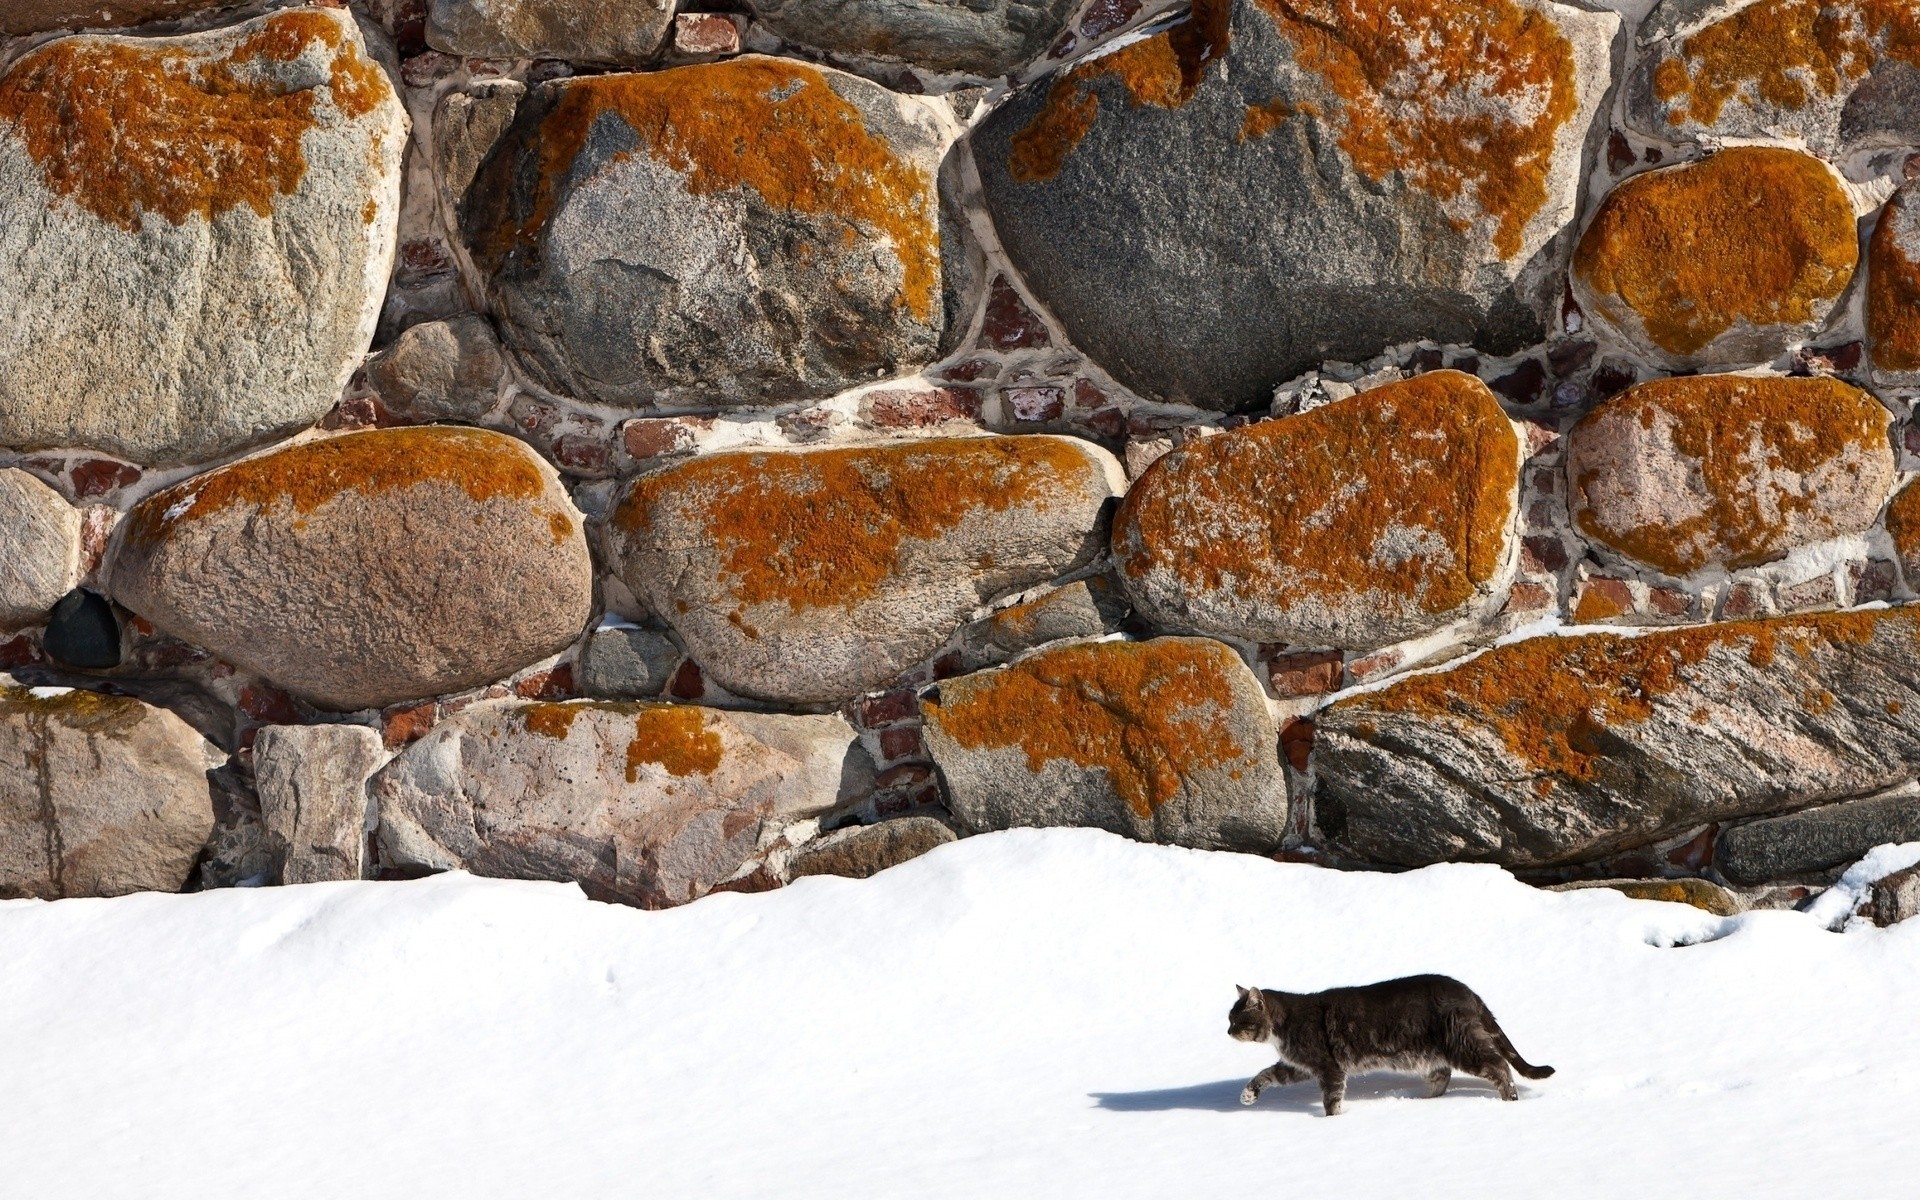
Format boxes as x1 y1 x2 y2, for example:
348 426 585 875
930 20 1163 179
463 57 955 409
921 637 1287 852
0 8 407 465
1313 610 1920 868
1869 179 1920 384
970 0 1619 410
107 428 594 712
372 700 858 908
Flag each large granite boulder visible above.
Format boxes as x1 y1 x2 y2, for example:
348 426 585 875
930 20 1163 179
922 636 1286 851
373 700 857 908
362 314 509 426
464 58 949 409
610 435 1123 705
1626 0 1920 159
108 427 594 712
1719 784 1920 885
1571 147 1858 369
1313 610 1920 869
254 723 386 885
1566 375 1894 578
747 0 1082 77
426 0 674 65
0 8 407 465
0 470 84 631
0 683 223 899
1113 371 1521 648
1868 179 1920 384
971 0 1618 409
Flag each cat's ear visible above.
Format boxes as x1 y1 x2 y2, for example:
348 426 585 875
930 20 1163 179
1236 985 1251 999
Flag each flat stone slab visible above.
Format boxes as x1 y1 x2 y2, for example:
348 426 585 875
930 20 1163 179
427 0 674 66
747 0 1081 77
1719 784 1920 885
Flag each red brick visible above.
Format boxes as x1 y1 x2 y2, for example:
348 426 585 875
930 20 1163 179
1502 581 1553 614
1005 385 1065 423
1647 586 1693 617
1079 0 1142 38
1279 718 1314 773
1572 576 1632 623
513 664 574 701
978 275 1051 350
383 701 438 749
0 635 39 669
238 684 301 725
874 763 933 790
860 688 919 727
668 659 705 701
69 459 140 499
1521 534 1569 573
1266 650 1342 698
1851 559 1899 605
622 416 705 459
1720 581 1771 619
1344 648 1401 684
937 358 997 383
551 433 611 474
878 725 924 762
672 12 741 56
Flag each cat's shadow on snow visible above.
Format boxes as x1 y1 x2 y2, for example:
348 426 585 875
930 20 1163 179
1091 1074 1506 1114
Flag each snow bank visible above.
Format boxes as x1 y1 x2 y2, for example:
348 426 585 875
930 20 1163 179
2 829 1915 1198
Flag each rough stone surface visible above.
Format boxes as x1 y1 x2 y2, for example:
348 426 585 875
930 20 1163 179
960 579 1112 670
427 0 674 65
373 699 857 907
577 623 681 700
0 682 222 899
1627 0 1920 159
972 0 1618 409
0 470 83 631
610 436 1123 705
0 9 408 465
1719 784 1920 885
0 1 228 35
1113 372 1521 648
1870 862 1920 926
464 58 948 409
788 815 956 881
1314 610 1920 869
1882 479 1920 590
748 0 1081 77
435 81 525 209
363 314 509 425
254 723 384 885
109 427 594 712
922 637 1287 852
1572 148 1858 369
1566 375 1894 578
1550 876 1741 916
1868 179 1920 383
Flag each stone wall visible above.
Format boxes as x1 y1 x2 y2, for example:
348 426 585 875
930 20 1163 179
6 0 1920 911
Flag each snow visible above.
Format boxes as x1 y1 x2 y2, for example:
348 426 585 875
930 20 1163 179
1806 841 1920 930
3 828 1917 1198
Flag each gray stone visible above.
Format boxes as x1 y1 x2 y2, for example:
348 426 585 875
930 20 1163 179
463 57 950 409
0 469 83 631
1870 863 1920 927
0 9 408 465
1718 785 1920 886
108 427 594 713
373 699 857 908
788 815 956 881
254 723 386 884
427 0 674 66
363 314 509 425
434 81 525 210
970 0 1618 409
922 636 1288 852
0 0 230 35
0 681 223 899
608 435 1123 705
748 0 1081 77
959 580 1111 671
1314 610 1920 870
576 622 680 700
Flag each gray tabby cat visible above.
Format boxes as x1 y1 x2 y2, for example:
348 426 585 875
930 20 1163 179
1228 974 1553 1116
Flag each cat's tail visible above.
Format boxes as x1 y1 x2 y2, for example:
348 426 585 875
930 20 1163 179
1486 1018 1555 1079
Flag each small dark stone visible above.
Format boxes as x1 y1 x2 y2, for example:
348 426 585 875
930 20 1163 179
44 588 120 669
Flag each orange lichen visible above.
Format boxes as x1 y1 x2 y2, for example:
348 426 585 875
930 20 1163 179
0 685 147 735
924 639 1250 817
481 59 936 321
1569 375 1891 576
1114 370 1518 619
1333 609 1894 784
1868 188 1920 371
624 705 723 781
521 703 579 740
125 427 549 547
616 437 1097 614
1882 479 1920 567
1649 0 1920 128
1572 584 1629 624
1238 97 1293 141
0 10 390 233
1573 147 1857 357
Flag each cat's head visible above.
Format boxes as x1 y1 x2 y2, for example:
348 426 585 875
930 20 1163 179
1228 985 1274 1042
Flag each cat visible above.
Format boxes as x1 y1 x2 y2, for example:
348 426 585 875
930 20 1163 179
1228 974 1553 1116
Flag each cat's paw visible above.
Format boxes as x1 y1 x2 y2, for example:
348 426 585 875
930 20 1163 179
1239 1086 1258 1106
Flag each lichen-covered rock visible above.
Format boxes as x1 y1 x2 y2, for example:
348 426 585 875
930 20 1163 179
610 436 1123 705
427 0 674 65
0 1 226 35
464 58 948 409
435 81 525 209
1876 478 1920 590
1113 371 1521 648
1868 180 1920 383
788 815 956 881
0 683 223 899
373 699 857 908
1566 375 1894 578
1550 876 1742 916
747 0 1081 77
363 314 509 426
958 579 1114 671
0 470 83 631
922 637 1286 852
1627 0 1920 159
254 723 385 885
1314 610 1920 869
1571 148 1857 368
1719 784 1920 885
0 9 407 465
108 428 594 712
971 0 1618 410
